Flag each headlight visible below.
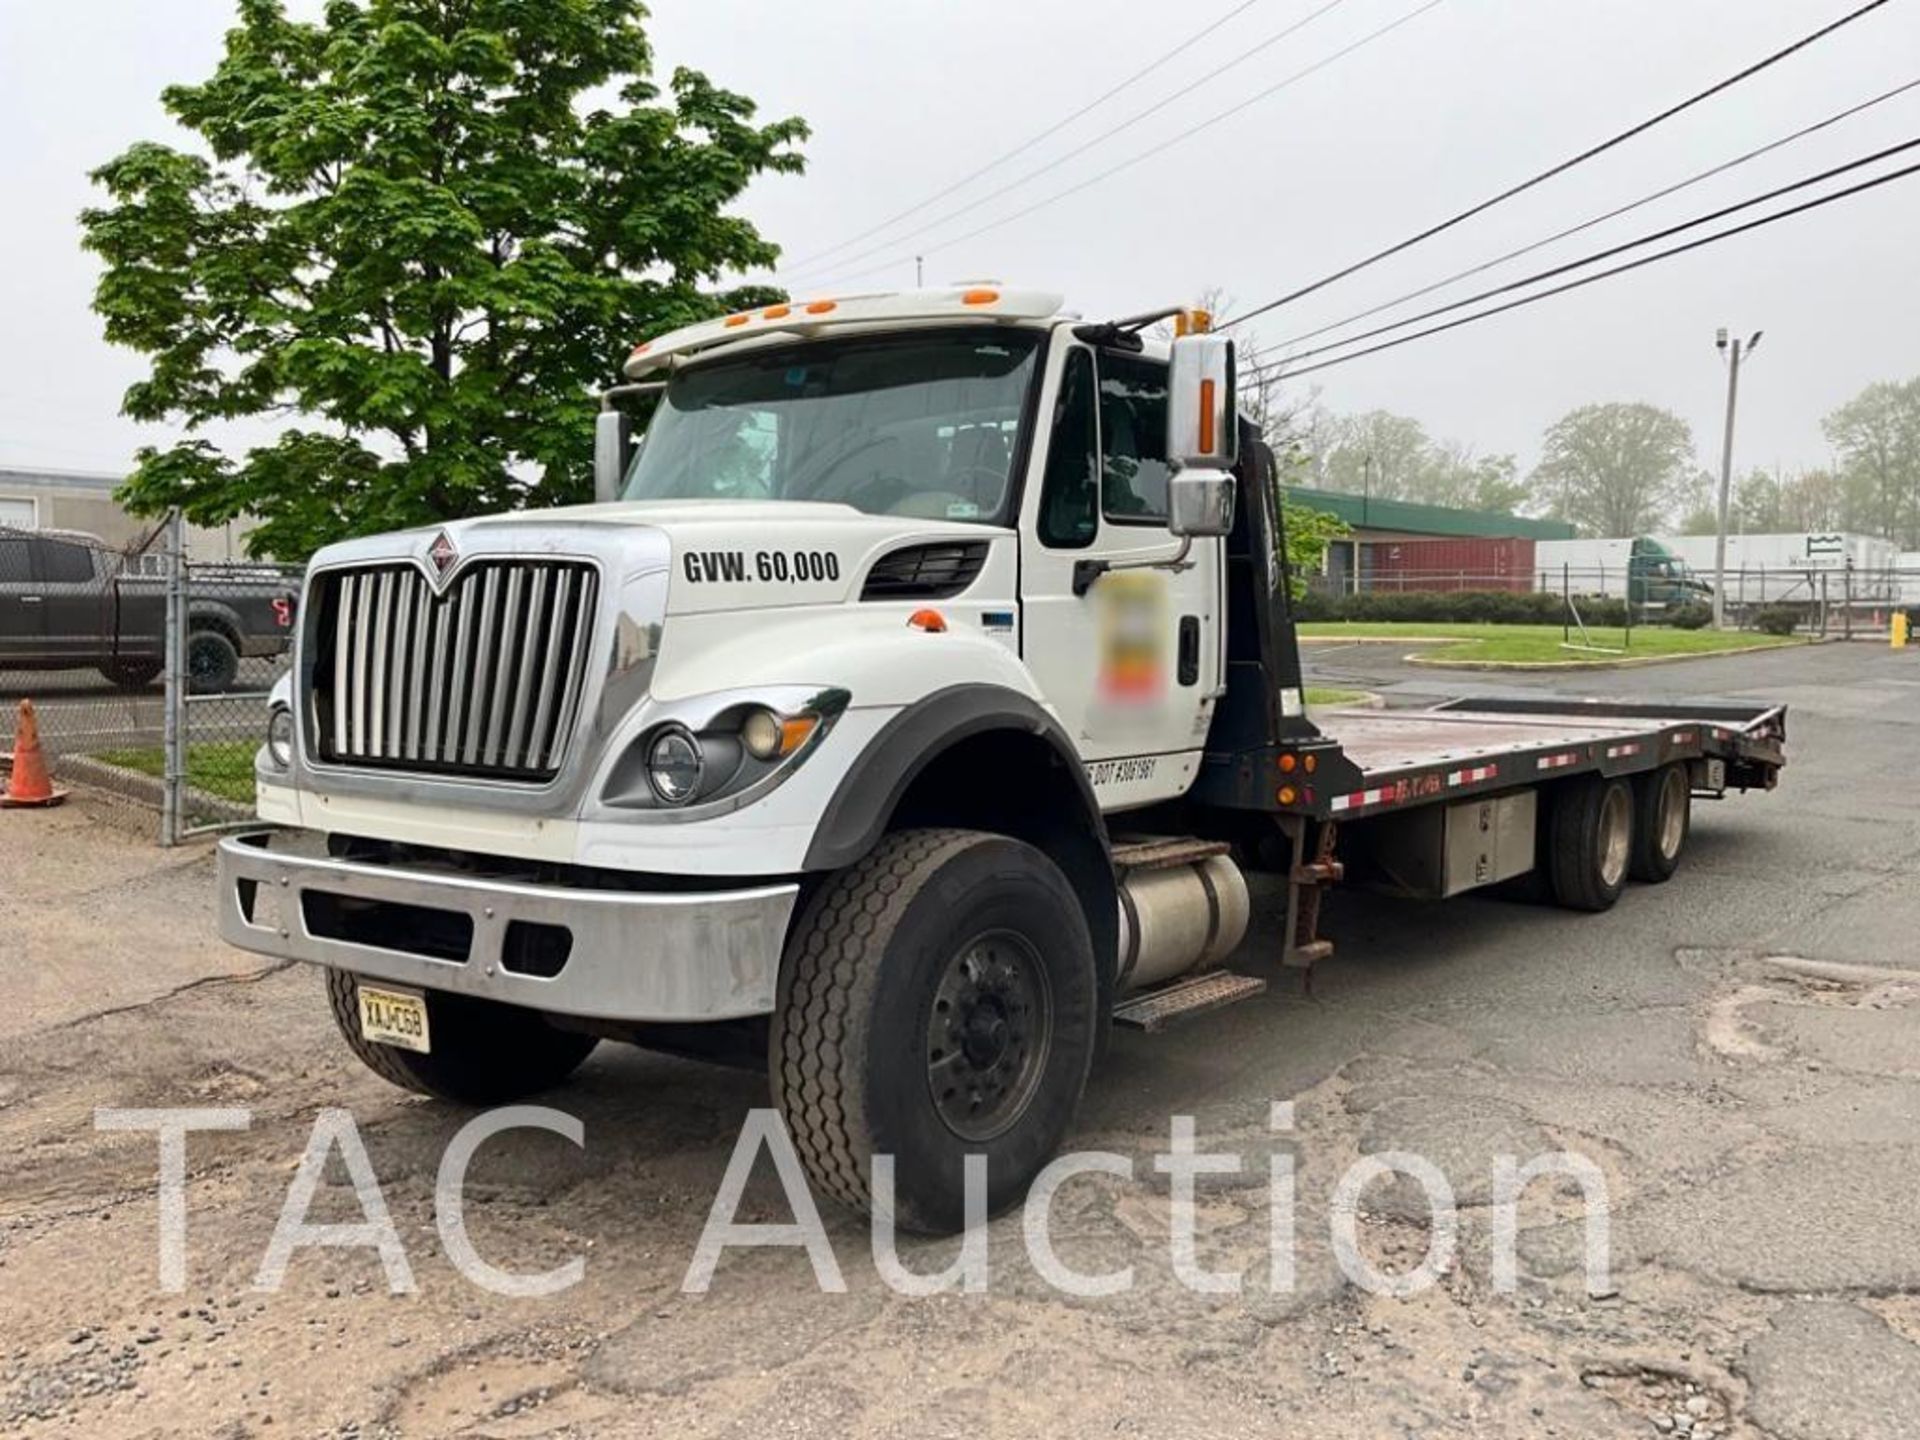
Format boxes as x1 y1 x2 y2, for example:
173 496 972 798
646 726 704 805
266 706 294 769
741 707 819 762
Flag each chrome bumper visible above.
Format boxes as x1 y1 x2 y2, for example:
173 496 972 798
216 831 798 1023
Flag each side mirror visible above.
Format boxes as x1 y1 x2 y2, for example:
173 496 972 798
1168 469 1236 539
593 409 634 504
1167 332 1238 469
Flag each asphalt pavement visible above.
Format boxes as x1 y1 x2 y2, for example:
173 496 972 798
1 639 1917 1438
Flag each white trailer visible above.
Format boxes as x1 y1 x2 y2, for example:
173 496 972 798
1658 533 1902 610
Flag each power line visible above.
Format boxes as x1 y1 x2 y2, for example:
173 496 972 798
1273 75 1920 352
1252 153 1920 381
1222 0 1898 329
800 0 1447 295
1243 134 1920 376
774 0 1272 276
774 0 1355 286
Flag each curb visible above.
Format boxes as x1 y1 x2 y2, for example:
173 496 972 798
1307 690 1386 711
56 754 254 825
1404 638 1809 672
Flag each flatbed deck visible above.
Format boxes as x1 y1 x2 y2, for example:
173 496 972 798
1307 697 1787 820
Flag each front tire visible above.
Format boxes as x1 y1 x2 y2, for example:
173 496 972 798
1630 763 1691 883
324 970 598 1104
771 829 1099 1235
100 659 162 690
1548 775 1635 912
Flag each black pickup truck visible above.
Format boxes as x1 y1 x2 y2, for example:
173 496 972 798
0 530 296 692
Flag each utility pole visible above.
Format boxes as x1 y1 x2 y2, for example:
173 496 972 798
915 255 924 288
1712 327 1763 629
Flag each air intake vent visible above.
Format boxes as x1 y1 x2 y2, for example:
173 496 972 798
861 542 989 601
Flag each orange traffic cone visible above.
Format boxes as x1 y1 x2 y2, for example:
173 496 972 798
2 699 68 808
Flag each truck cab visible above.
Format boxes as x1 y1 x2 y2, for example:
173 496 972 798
218 288 1785 1232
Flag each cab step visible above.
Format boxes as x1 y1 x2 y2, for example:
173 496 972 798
1111 836 1233 873
1112 970 1268 1032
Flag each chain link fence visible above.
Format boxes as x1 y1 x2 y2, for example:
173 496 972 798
1303 563 1920 638
0 516 300 840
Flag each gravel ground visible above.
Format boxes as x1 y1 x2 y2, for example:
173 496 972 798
2 641 1918 1438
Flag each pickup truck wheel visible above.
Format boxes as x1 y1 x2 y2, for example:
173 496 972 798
771 828 1098 1235
187 628 240 693
1548 775 1635 912
1630 764 1691 883
100 659 162 690
323 969 597 1104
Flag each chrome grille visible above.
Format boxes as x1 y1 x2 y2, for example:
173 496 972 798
313 560 598 781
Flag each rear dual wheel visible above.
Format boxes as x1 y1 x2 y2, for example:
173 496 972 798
1548 775 1635 912
1547 764 1692 911
1630 764 1692 884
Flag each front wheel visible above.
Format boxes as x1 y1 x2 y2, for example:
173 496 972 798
771 829 1099 1235
324 970 598 1105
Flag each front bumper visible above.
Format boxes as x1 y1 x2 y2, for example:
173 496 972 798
216 830 798 1023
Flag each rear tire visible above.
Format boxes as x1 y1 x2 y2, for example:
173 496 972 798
771 828 1098 1235
187 628 240 694
1630 763 1691 883
1548 775 1635 912
324 969 598 1104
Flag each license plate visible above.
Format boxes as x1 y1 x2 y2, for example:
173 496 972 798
357 984 431 1053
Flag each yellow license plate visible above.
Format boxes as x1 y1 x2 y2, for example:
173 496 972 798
357 984 431 1054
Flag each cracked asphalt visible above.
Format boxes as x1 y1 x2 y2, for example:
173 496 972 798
2 640 1918 1438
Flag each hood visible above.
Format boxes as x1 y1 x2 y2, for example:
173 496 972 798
451 499 1010 616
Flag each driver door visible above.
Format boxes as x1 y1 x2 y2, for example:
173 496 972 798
1018 340 1222 812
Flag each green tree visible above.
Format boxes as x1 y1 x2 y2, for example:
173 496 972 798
82 0 805 559
1822 378 1920 547
1531 402 1701 536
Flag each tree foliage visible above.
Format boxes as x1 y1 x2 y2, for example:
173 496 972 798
1530 402 1703 537
1822 378 1920 548
82 0 806 558
1297 407 1526 515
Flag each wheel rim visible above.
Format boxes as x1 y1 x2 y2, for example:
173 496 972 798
1658 768 1687 859
189 637 224 684
927 929 1053 1142
1599 784 1632 888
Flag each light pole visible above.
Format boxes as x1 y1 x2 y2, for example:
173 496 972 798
1712 327 1763 629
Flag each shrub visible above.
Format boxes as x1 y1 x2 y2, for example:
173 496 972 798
1754 604 1801 636
1665 601 1713 630
1294 588 1631 628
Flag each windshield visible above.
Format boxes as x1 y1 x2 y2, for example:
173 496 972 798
620 330 1041 523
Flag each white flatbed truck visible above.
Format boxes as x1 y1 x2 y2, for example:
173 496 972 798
217 288 1786 1232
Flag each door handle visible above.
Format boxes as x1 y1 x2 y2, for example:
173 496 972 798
1178 615 1200 686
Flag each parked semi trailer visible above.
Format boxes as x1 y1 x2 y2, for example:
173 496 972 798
215 289 1787 1231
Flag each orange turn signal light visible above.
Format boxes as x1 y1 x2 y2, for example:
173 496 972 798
907 609 948 634
778 715 818 756
961 288 1000 307
1277 785 1298 806
806 300 838 315
723 313 750 328
763 304 791 320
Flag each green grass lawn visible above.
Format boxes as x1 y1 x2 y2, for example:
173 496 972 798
1305 686 1368 707
1298 622 1802 665
94 741 258 804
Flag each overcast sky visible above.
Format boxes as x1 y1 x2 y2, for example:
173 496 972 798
2 0 1916 485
